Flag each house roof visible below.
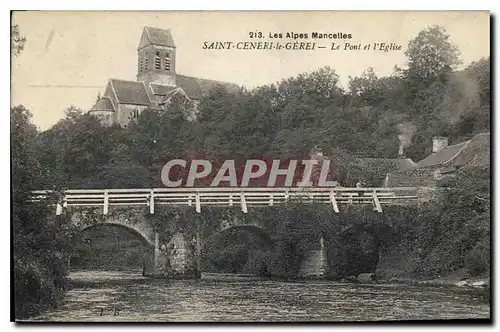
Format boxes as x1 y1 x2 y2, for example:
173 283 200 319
416 141 469 168
89 96 115 112
142 27 176 47
452 133 490 169
109 79 151 106
176 74 240 100
385 133 490 187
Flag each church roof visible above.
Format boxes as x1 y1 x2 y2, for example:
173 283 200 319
176 74 240 100
89 96 115 112
109 79 151 106
141 27 176 48
104 76 239 107
150 83 178 96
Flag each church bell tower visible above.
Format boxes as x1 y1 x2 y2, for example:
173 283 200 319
137 27 177 86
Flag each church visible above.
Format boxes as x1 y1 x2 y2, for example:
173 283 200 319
89 26 240 127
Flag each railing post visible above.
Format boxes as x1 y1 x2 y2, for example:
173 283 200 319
56 203 63 216
269 194 274 206
103 190 109 215
329 189 339 213
195 192 201 213
372 189 382 213
229 194 233 207
149 189 155 214
241 192 248 213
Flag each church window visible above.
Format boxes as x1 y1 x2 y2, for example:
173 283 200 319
155 51 161 69
145 52 149 70
165 52 171 70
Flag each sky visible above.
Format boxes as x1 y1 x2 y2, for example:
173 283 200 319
11 11 490 130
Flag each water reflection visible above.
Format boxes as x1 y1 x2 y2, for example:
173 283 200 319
31 270 490 322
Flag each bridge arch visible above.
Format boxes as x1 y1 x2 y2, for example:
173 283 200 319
76 222 154 247
200 224 274 275
70 222 156 276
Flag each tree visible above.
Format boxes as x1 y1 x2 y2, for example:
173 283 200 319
405 25 461 83
37 106 121 188
465 57 490 107
12 106 71 319
11 24 26 57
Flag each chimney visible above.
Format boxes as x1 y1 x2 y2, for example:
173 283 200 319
398 141 405 158
432 137 449 153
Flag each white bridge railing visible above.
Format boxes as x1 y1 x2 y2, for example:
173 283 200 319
31 187 425 215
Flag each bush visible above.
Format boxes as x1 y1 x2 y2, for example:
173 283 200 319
14 258 66 319
465 240 490 276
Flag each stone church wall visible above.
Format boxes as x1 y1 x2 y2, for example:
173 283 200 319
117 104 148 127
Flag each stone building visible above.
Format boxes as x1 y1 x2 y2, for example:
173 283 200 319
89 26 240 127
384 133 490 187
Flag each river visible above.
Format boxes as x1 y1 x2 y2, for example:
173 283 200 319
30 270 490 322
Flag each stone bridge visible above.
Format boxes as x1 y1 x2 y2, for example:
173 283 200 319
66 207 407 279
35 187 431 279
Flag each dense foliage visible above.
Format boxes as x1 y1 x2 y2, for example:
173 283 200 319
34 28 489 190
12 106 72 319
377 166 491 279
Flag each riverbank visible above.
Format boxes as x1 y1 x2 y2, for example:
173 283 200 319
378 276 490 290
370 267 490 291
375 244 490 291
198 272 490 293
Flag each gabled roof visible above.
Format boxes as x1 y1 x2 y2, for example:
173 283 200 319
176 74 240 100
101 76 239 108
451 133 490 169
138 27 176 49
108 79 151 106
89 96 115 112
385 133 490 187
150 83 178 96
417 141 469 168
